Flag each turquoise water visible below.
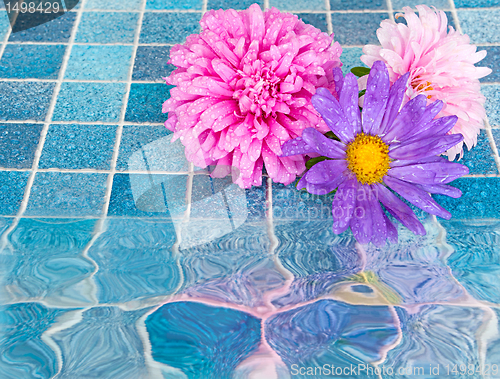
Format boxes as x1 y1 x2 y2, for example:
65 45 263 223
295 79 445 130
1 0 500 378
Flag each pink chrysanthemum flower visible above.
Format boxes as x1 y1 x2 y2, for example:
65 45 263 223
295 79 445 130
361 5 491 159
163 4 342 188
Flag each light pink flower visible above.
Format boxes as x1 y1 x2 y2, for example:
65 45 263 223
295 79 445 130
163 4 342 188
361 5 491 159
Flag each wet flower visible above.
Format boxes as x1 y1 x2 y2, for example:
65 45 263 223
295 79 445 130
281 61 469 245
163 4 342 188
361 5 491 159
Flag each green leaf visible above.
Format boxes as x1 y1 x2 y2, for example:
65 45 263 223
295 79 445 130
305 156 329 170
324 131 341 141
358 89 366 98
350 67 370 77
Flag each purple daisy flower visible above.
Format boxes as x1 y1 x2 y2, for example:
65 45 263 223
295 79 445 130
280 61 469 246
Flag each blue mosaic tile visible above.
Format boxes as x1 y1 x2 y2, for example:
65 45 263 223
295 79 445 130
331 0 386 10
75 12 139 43
0 44 66 79
0 123 42 169
434 178 500 219
0 218 96 305
52 82 126 122
340 47 366 75
391 0 450 10
476 46 500 83
269 0 325 11
146 0 202 9
0 82 55 121
330 13 387 45
8 12 76 42
1 11 10 40
140 12 201 44
492 129 500 152
454 0 500 7
459 131 498 175
207 0 262 9
0 171 30 216
85 0 143 10
50 307 150 378
25 172 107 217
482 84 500 126
0 303 67 379
132 46 174 82
116 125 187 171
457 10 500 44
125 83 171 123
295 13 327 33
108 173 187 218
39 124 117 170
65 45 133 81
88 219 180 303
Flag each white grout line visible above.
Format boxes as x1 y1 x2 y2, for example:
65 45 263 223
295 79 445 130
264 0 269 10
0 10 13 61
325 0 333 36
0 0 86 252
386 0 394 22
448 0 463 34
484 119 500 174
5 41 177 46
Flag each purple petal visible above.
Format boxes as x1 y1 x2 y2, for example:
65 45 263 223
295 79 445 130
280 136 316 157
368 190 387 246
305 159 348 184
311 93 355 143
339 73 362 134
389 134 464 160
401 115 458 144
297 172 346 195
331 178 357 234
381 95 427 144
399 100 444 141
349 186 374 244
378 72 410 135
374 183 426 236
390 155 446 168
383 176 452 220
316 87 337 102
301 128 346 159
333 67 344 96
417 183 462 198
362 61 390 135
382 212 398 243
388 165 437 184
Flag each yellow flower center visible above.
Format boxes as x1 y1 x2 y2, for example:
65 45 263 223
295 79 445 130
412 76 434 99
346 133 391 184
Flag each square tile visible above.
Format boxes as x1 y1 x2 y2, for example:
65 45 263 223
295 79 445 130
107 173 187 218
295 13 327 33
39 124 117 170
140 12 201 44
75 12 139 43
207 0 262 9
269 0 325 11
52 82 126 122
8 12 76 42
330 13 387 45
459 131 498 175
476 46 500 83
146 0 202 9
65 45 134 81
482 84 500 126
116 125 189 172
492 129 500 154
391 0 450 10
0 10 10 40
0 171 30 216
85 0 143 10
434 178 500 219
125 83 171 123
0 82 55 121
0 123 43 169
25 172 108 217
132 46 174 82
457 9 500 44
454 0 500 7
0 44 66 79
330 0 386 10
340 47 366 75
